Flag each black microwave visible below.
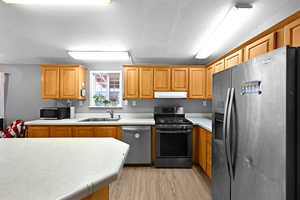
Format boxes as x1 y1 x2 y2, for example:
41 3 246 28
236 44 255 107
40 107 70 120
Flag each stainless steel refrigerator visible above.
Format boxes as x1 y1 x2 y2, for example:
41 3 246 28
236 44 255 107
212 46 299 200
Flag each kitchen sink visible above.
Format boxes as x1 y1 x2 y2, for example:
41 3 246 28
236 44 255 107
78 117 120 122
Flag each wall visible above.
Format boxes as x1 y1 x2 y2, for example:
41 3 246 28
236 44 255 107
0 64 56 126
73 63 212 113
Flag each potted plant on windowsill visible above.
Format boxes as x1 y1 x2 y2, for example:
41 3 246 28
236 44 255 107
93 95 111 107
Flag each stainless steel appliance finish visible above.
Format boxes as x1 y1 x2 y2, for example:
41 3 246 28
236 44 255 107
122 126 151 164
212 46 299 200
154 106 193 168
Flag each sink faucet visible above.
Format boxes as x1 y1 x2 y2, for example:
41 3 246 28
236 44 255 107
106 109 114 119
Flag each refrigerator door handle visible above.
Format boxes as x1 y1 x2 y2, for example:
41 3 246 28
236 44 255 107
226 87 235 179
223 88 231 178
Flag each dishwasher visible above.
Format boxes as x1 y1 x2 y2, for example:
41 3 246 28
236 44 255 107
121 126 151 164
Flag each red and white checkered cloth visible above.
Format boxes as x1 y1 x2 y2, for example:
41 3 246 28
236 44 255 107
0 120 26 138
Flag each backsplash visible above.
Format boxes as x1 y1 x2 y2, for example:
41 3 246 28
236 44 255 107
73 99 212 113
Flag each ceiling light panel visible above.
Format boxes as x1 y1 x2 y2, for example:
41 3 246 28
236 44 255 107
196 4 253 59
68 51 130 61
2 0 111 6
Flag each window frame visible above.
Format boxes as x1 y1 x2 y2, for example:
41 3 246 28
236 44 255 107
89 70 123 108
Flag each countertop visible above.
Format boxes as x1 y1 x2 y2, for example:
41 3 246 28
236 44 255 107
0 138 129 200
25 113 212 132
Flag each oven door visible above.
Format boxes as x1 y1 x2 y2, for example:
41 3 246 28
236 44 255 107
156 129 192 158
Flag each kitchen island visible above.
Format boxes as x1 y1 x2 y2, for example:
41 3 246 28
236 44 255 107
0 138 129 200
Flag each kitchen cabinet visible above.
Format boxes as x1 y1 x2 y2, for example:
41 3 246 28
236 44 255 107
199 128 207 171
41 65 87 99
153 67 171 91
94 126 120 139
50 126 73 137
73 127 94 137
213 59 225 74
189 67 206 99
206 65 214 99
225 49 243 69
27 125 121 139
197 127 212 178
139 67 154 98
284 18 300 46
27 126 50 138
244 32 275 61
171 67 189 91
206 131 212 178
83 186 109 200
41 66 60 99
123 66 139 99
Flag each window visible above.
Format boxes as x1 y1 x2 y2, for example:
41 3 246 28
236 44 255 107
89 71 122 108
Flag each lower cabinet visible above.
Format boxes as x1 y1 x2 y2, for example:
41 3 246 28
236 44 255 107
194 126 212 178
27 126 121 139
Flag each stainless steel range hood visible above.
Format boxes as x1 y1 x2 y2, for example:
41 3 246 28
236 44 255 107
154 92 187 99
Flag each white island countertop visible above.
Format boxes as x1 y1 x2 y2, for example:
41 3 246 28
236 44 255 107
0 138 129 200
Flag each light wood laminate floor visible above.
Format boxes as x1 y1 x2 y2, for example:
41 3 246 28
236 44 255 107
110 166 212 200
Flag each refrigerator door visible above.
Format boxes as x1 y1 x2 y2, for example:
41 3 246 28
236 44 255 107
212 69 232 200
230 48 289 200
213 70 232 114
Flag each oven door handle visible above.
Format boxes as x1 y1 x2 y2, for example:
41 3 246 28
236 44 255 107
156 130 192 134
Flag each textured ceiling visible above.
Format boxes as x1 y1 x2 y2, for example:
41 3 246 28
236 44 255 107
0 0 299 65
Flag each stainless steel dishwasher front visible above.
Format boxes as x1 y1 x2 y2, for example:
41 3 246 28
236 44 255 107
121 126 151 164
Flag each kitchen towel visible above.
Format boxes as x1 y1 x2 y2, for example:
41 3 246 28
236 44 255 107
0 72 4 119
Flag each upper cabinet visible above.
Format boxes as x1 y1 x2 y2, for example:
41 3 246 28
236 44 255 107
189 66 206 99
41 65 87 99
123 66 139 99
139 67 154 99
206 65 214 99
225 49 243 69
171 67 189 91
213 59 225 74
244 33 275 61
284 18 300 46
153 67 171 91
41 65 60 99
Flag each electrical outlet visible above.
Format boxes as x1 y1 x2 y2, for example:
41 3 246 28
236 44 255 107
203 101 207 107
132 100 137 106
123 99 128 106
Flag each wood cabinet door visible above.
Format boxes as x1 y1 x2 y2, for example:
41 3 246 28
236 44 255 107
213 59 225 74
73 127 94 137
60 66 79 99
41 66 60 99
225 49 243 69
206 66 214 99
124 67 139 98
153 67 171 91
50 126 73 137
27 126 50 138
189 67 206 99
284 18 300 47
206 131 212 178
244 33 275 61
94 127 119 139
198 128 207 171
171 67 189 91
139 67 154 98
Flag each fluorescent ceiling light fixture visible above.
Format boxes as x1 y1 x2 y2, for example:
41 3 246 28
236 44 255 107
195 3 253 59
2 0 111 6
68 51 130 61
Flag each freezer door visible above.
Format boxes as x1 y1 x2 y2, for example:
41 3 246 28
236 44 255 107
213 70 232 114
212 113 230 200
230 48 291 200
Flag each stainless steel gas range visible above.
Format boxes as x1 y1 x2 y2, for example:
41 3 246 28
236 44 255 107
154 106 193 168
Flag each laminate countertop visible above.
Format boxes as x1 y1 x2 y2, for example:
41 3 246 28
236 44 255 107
186 117 212 132
0 138 129 200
